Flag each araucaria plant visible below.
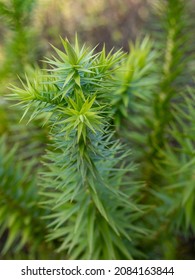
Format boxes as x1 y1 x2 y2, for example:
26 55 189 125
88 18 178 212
10 37 147 259
4 0 195 260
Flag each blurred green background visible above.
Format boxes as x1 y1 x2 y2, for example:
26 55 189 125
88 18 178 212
0 0 151 71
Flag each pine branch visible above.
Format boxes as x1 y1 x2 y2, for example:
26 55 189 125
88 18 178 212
11 36 148 259
147 0 191 161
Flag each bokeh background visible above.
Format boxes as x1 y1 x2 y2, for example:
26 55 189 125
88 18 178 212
0 0 151 75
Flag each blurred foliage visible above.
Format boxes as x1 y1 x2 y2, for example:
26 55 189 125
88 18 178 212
0 0 195 260
112 0 195 259
0 0 50 259
0 0 38 78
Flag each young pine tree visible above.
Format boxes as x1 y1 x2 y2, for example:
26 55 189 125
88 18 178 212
10 37 148 259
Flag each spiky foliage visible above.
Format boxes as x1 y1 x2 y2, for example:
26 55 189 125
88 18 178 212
0 0 38 133
0 0 37 78
147 0 195 249
0 0 51 259
146 0 191 169
4 0 195 260
112 0 195 258
0 135 49 259
112 36 158 159
0 0 47 167
10 37 147 259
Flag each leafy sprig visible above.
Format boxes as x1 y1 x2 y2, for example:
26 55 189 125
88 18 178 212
10 36 147 259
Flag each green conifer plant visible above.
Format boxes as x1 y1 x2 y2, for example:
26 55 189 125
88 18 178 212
111 0 195 258
10 37 148 259
4 0 195 260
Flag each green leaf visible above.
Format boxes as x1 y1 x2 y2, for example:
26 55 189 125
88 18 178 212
87 204 96 256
